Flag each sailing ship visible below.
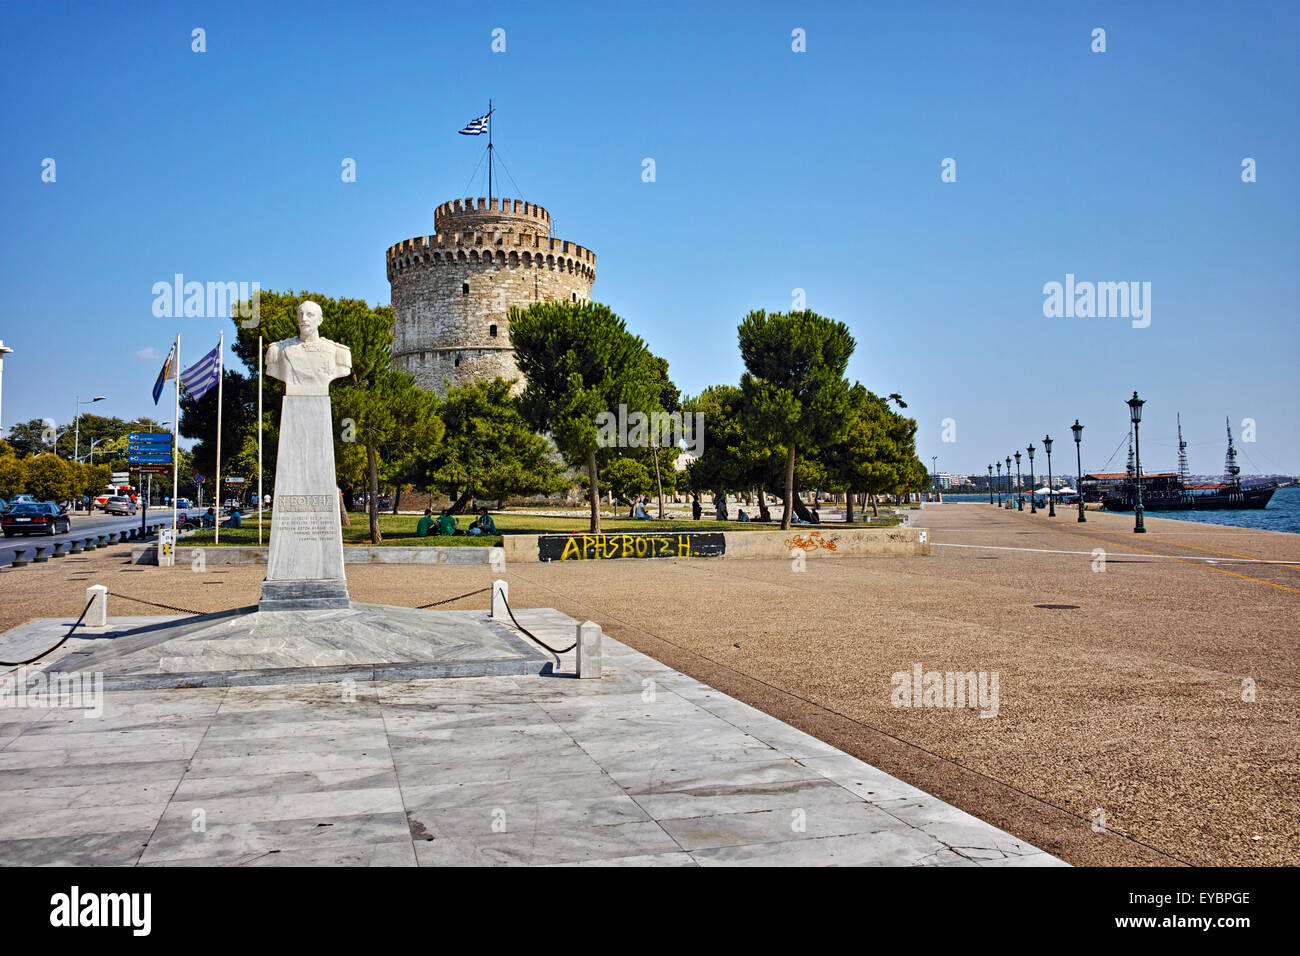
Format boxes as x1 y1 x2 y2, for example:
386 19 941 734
1102 417 1278 512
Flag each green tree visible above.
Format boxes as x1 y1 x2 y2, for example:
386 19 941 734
0 449 26 499
737 310 855 529
23 454 79 502
511 301 660 533
601 456 654 514
425 378 562 510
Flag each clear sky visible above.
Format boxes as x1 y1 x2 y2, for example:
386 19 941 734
2 0 1296 475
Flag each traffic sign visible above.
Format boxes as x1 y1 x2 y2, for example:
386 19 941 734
128 432 172 444
128 454 173 465
131 464 171 474
225 477 245 484
193 473 205 484
111 472 130 483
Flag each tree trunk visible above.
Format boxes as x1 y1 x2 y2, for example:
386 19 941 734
339 489 350 527
588 448 601 534
391 484 400 515
652 447 665 519
449 487 474 514
870 493 879 518
367 444 382 543
846 489 854 524
781 443 796 530
757 484 771 522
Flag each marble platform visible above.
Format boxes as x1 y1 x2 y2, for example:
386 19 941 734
0 611 1066 866
0 604 553 690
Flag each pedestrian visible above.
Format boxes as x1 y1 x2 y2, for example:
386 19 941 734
692 494 702 521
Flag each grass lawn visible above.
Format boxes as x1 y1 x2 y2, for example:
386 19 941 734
182 510 901 547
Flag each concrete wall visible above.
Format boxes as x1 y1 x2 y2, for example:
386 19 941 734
501 527 930 563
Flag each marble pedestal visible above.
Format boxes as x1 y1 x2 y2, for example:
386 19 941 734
259 394 350 611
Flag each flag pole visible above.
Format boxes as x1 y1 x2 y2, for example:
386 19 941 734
172 333 180 533
487 98 493 204
257 333 263 546
214 330 224 545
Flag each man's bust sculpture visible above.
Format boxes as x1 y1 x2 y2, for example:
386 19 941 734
266 301 352 395
258 299 352 611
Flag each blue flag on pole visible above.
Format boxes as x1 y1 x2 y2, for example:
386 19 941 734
458 111 491 135
152 343 175 405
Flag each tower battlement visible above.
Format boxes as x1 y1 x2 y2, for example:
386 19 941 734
434 196 551 236
387 195 596 396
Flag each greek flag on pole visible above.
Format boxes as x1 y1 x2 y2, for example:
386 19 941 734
458 111 490 135
179 345 221 401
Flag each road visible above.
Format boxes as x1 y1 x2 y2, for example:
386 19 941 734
0 509 198 566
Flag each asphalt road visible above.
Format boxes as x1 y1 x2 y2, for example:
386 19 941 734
0 509 198 566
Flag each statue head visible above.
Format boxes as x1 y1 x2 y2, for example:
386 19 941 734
297 300 323 341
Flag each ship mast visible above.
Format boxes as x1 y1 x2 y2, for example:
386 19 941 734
1126 427 1135 479
1177 413 1190 484
1223 417 1240 487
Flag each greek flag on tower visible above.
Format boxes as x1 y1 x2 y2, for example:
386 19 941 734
179 344 222 401
458 110 491 135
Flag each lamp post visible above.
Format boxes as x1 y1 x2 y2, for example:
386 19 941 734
1027 444 1037 513
1014 451 1023 510
1043 435 1056 517
931 456 938 498
0 340 12 438
1004 456 1012 508
1071 419 1086 523
995 461 1003 506
1126 392 1146 533
74 395 106 461
988 465 994 504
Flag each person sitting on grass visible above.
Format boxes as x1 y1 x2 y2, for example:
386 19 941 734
633 498 652 520
202 506 216 528
467 508 497 536
221 506 242 529
416 508 435 537
437 510 461 536
737 508 751 522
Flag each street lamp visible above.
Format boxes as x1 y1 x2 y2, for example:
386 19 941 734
1014 451 1023 510
1027 444 1037 513
1043 435 1056 517
0 340 12 438
931 456 938 497
988 464 994 504
1071 420 1086 523
1126 391 1146 533
1005 456 1012 509
995 461 1003 506
74 395 106 461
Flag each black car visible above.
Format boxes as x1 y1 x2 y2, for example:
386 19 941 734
2 502 71 537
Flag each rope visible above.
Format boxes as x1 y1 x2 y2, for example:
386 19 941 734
497 588 576 656
1 596 96 668
416 587 491 609
108 592 206 616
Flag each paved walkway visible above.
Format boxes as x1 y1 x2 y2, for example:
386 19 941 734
0 622 1062 866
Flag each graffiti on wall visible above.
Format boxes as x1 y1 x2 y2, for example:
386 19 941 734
784 531 838 553
538 532 726 562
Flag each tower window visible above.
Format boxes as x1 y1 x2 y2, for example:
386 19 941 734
454 355 461 367
462 282 469 295
489 324 497 337
571 292 577 302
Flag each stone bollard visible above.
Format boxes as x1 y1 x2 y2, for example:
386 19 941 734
84 536 97 551
51 542 65 558
576 620 602 679
69 538 83 554
10 549 27 568
33 546 48 563
84 584 108 628
491 579 509 620
96 535 107 548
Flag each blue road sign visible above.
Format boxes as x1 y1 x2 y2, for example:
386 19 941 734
128 454 173 464
128 432 172 444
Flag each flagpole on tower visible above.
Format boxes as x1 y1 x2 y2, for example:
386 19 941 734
172 334 180 533
214 329 224 545
487 99 494 205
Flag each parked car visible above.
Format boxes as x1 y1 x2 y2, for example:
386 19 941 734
2 502 71 537
175 498 193 509
104 495 138 516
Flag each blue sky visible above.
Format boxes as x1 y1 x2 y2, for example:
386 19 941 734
1 0 1296 475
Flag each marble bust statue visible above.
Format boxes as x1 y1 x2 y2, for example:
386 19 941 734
266 301 352 395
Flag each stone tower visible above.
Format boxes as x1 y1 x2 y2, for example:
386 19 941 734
386 197 596 396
